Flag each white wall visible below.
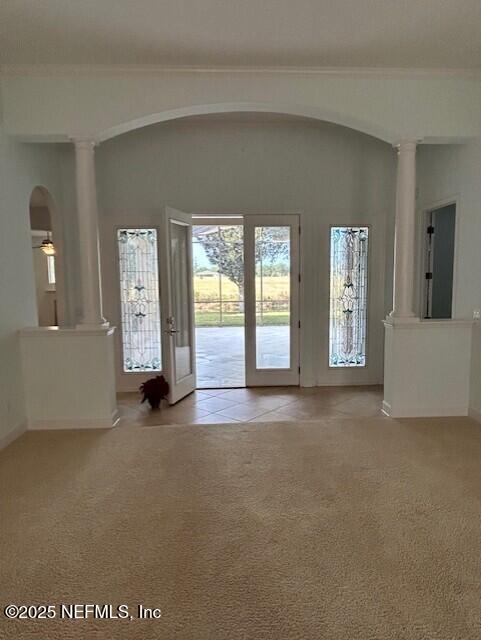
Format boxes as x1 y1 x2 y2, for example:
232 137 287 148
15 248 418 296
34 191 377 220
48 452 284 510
95 116 396 388
0 125 66 447
417 140 481 416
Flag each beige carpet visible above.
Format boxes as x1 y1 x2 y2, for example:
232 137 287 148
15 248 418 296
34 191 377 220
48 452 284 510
1 416 481 639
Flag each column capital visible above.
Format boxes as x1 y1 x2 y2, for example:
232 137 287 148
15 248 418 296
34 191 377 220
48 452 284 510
392 140 421 153
70 137 98 150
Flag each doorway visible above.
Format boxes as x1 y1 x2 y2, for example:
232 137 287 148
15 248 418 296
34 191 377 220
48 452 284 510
29 186 63 327
192 214 300 390
423 203 456 319
193 218 246 388
116 210 300 403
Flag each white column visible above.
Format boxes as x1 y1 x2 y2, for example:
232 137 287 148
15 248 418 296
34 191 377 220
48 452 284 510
390 140 418 320
73 139 107 327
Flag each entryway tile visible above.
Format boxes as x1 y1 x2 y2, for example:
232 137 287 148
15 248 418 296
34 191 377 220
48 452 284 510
193 415 240 424
195 397 238 412
215 403 271 421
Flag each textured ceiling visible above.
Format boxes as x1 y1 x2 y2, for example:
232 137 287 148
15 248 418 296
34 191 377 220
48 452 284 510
0 0 480 69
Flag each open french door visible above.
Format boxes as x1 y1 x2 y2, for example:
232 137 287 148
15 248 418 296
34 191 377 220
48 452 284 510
244 215 300 386
159 207 196 404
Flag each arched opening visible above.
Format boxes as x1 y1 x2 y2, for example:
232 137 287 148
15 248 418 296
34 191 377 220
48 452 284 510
98 111 394 395
97 102 395 144
29 186 66 327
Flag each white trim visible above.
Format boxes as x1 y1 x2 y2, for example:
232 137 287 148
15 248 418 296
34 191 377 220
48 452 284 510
192 215 244 226
96 101 396 144
383 318 473 329
28 410 119 431
20 326 115 337
385 405 468 418
0 421 27 451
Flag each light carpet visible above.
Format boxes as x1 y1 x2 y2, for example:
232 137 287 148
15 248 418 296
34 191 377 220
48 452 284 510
1 416 481 639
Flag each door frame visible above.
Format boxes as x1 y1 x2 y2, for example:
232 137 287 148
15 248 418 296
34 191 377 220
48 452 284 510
192 213 301 387
419 196 459 320
244 214 300 386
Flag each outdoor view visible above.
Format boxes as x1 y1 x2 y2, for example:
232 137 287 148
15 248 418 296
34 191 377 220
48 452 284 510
192 224 291 388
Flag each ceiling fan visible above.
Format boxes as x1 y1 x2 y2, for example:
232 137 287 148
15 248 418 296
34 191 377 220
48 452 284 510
33 231 56 256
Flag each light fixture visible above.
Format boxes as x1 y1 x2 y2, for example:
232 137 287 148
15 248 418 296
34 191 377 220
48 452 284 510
33 231 56 255
40 237 56 256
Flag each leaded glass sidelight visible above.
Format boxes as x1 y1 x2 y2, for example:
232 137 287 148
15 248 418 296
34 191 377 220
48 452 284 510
329 226 369 367
118 228 162 372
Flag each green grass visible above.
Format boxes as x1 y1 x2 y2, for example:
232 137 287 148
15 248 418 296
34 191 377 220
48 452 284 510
195 311 289 327
194 275 289 302
193 275 290 326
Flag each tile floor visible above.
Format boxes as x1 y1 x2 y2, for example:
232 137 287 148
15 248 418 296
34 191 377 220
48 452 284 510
117 385 384 426
195 326 290 388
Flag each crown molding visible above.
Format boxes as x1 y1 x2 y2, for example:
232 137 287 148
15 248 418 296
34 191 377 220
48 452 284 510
1 63 480 78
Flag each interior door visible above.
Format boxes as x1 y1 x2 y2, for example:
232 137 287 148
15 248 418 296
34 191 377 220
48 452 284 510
423 204 456 319
244 215 300 386
159 207 196 403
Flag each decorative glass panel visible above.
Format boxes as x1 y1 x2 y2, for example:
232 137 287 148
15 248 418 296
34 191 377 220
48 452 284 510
118 228 161 372
329 226 368 367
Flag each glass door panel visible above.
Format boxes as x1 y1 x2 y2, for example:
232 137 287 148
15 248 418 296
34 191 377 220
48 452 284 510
192 223 245 388
245 215 300 387
255 226 291 369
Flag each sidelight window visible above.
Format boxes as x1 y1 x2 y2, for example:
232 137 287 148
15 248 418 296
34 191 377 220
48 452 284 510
329 226 369 367
117 228 162 372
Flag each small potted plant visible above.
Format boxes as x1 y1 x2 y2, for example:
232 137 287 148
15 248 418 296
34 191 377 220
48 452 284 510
139 375 170 410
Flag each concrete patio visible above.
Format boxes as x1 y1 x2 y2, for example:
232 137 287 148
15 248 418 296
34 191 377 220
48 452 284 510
195 326 289 388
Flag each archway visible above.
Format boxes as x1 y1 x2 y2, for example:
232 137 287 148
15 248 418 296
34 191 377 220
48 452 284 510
97 101 395 144
29 186 67 326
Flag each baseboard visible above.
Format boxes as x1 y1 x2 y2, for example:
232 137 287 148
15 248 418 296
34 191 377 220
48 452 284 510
381 400 392 416
29 412 119 430
0 420 27 450
386 405 469 418
468 407 481 424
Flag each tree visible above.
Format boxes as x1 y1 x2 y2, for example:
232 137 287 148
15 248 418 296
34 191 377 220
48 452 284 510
195 226 289 308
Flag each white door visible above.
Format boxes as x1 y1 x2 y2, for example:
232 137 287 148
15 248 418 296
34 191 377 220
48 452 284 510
244 215 300 386
159 207 196 403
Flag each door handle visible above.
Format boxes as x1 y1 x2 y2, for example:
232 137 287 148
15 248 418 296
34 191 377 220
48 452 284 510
164 328 179 335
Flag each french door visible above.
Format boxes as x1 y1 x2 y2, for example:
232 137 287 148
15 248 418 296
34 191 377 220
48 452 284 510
117 211 299 400
159 207 196 403
244 215 300 386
